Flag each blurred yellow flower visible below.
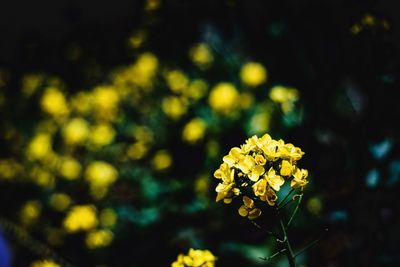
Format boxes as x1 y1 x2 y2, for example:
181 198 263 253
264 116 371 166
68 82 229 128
100 208 118 228
0 159 23 180
133 126 154 144
165 70 189 94
58 156 81 180
30 259 60 267
62 118 90 145
240 62 267 87
22 73 43 97
31 166 55 189
291 168 308 189
63 205 98 233
27 133 53 161
70 91 92 114
85 161 118 199
162 96 188 120
92 86 120 121
127 142 149 160
171 248 217 267
145 0 161 11
152 150 172 171
89 123 116 147
186 79 208 100
128 30 147 49
86 229 114 249
269 86 299 113
182 118 207 144
239 92 254 109
208 82 239 115
189 43 214 69
40 87 69 118
20 200 42 225
49 193 72 212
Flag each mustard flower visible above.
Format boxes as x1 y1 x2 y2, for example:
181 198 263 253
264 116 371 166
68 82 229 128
171 248 217 267
213 133 309 218
240 62 268 87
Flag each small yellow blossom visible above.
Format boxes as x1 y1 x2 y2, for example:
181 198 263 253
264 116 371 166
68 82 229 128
22 74 43 97
100 208 118 228
20 200 42 225
238 196 262 220
127 142 149 160
171 248 217 267
208 82 239 115
40 87 69 118
240 62 267 87
27 133 53 161
62 118 90 145
189 43 214 69
152 150 172 171
58 156 81 180
186 79 208 100
49 193 72 212
265 167 284 191
269 86 299 113
280 160 294 177
92 86 120 121
145 0 161 11
165 70 189 94
31 166 55 189
85 161 118 199
0 159 23 180
63 205 98 233
30 259 60 267
291 168 308 189
69 91 92 114
162 96 188 120
128 30 147 49
89 123 116 147
182 118 207 144
86 229 114 249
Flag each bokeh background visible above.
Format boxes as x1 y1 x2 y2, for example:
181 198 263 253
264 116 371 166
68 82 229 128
0 0 400 266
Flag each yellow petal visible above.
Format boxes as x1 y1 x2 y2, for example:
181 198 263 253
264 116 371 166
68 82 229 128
238 205 248 217
248 208 262 220
242 196 254 208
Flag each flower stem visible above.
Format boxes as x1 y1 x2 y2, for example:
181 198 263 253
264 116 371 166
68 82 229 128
277 212 296 267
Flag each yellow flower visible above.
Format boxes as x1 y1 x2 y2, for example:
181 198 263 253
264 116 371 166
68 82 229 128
280 160 294 177
22 73 43 97
63 205 98 233
291 168 308 189
86 229 114 249
238 196 262 220
240 62 267 87
20 200 42 225
208 82 239 115
182 118 207 144
213 162 231 180
215 168 239 203
254 154 266 166
152 150 173 171
92 86 120 121
171 248 217 267
189 43 214 69
265 167 284 191
49 193 72 212
58 156 81 180
252 179 278 206
269 86 299 113
89 123 116 147
85 161 118 199
162 96 189 120
0 159 23 180
223 147 244 168
279 143 304 161
40 87 69 118
31 166 55 189
30 259 60 267
27 133 53 161
69 91 92 114
186 79 208 100
100 208 118 228
127 142 149 160
62 118 90 145
165 70 189 94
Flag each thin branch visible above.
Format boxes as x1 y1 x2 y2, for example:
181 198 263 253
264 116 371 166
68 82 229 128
294 228 329 258
287 194 303 227
259 248 287 261
249 220 278 239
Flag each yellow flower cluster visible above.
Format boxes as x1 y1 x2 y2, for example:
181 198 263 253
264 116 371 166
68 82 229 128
269 86 299 113
213 133 308 219
350 13 390 35
30 259 60 267
63 205 98 233
171 248 217 267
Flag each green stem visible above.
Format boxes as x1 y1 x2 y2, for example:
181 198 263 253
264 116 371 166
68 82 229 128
287 194 303 228
278 212 296 267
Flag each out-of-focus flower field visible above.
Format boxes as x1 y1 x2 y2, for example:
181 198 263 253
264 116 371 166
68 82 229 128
0 0 400 266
